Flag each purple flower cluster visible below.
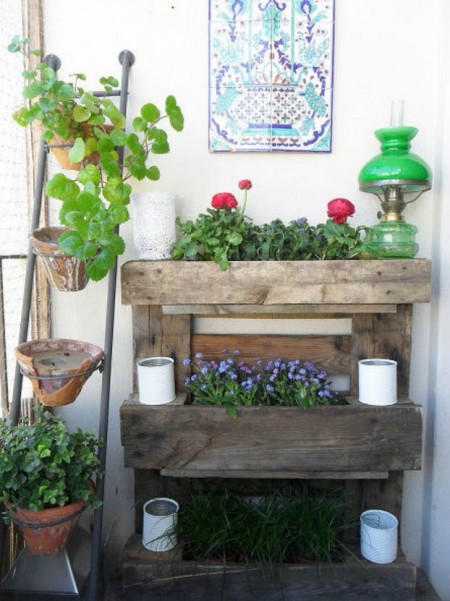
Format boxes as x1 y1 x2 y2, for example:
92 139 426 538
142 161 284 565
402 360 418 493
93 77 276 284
184 351 339 413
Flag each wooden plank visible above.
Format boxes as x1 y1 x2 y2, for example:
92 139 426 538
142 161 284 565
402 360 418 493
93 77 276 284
162 304 398 315
191 334 351 375
122 536 416 601
121 260 431 306
351 305 412 397
132 306 191 394
120 401 422 472
361 472 404 545
160 468 389 479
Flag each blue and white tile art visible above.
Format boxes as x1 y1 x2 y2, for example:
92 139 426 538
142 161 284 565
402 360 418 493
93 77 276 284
209 0 335 152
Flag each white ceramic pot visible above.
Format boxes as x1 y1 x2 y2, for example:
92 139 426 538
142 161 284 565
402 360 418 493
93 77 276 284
131 191 177 259
137 357 175 405
360 509 398 564
142 497 179 552
358 358 397 406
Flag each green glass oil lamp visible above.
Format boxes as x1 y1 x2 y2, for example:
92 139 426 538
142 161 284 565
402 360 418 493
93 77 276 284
358 104 432 258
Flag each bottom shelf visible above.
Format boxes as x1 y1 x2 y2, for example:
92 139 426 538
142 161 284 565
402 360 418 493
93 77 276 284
122 535 419 601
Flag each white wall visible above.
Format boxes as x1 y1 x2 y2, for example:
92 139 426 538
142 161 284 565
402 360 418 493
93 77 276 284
42 0 450 595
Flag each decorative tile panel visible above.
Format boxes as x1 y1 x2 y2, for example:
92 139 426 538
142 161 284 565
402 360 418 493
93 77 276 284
209 0 335 152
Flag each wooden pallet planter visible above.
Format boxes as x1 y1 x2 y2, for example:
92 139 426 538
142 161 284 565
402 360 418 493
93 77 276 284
120 259 432 601
122 535 416 601
121 395 422 478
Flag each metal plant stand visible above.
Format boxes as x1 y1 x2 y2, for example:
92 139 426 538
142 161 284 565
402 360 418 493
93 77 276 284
0 49 135 601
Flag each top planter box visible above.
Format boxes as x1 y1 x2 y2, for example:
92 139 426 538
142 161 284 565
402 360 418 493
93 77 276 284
121 259 431 307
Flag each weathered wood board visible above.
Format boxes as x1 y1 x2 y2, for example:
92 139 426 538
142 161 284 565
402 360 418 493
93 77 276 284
121 397 422 474
191 333 351 375
122 536 417 601
121 260 431 306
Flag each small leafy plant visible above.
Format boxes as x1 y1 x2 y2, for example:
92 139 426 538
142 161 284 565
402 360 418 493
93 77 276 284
173 185 252 271
177 486 348 565
173 184 367 269
183 351 340 418
0 405 103 517
8 35 184 281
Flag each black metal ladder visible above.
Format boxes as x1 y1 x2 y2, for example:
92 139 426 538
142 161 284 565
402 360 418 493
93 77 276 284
0 49 135 601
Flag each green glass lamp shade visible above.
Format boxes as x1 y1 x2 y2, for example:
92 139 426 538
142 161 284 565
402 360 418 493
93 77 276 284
358 126 432 194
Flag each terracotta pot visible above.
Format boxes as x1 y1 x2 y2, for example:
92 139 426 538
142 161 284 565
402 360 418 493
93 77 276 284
30 227 89 292
45 123 114 171
11 497 86 555
15 338 104 407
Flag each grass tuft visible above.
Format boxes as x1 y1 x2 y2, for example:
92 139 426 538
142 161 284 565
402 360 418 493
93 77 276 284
176 486 348 566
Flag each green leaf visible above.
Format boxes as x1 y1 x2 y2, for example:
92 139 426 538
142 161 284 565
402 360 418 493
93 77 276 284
147 166 160 181
99 152 121 178
226 404 238 419
110 129 128 146
7 35 23 52
126 133 142 154
23 81 44 99
22 69 37 80
102 99 125 129
151 140 170 154
77 164 101 186
54 82 75 102
76 191 102 213
168 106 184 132
103 179 132 203
12 108 34 127
38 97 57 112
46 174 80 201
128 157 147 180
99 76 118 88
86 250 116 281
108 203 130 225
74 241 98 260
97 137 114 152
228 232 243 246
58 231 85 255
68 138 85 164
88 114 105 126
141 103 161 123
165 95 177 110
147 127 168 144
98 232 125 255
132 116 147 132
73 105 91 123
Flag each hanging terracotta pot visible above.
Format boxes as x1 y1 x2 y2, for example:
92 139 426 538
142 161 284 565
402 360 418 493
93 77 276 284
45 123 114 171
30 227 89 292
15 338 104 407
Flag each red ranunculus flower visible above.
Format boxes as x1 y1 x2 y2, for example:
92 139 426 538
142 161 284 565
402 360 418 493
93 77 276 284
211 192 238 209
238 179 252 190
327 198 355 224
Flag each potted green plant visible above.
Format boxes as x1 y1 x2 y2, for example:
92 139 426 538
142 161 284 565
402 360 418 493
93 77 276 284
172 182 367 270
0 405 103 555
8 35 184 282
182 351 341 418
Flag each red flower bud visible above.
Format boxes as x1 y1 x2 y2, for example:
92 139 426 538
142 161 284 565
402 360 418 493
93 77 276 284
238 179 252 190
327 198 355 224
211 192 238 209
